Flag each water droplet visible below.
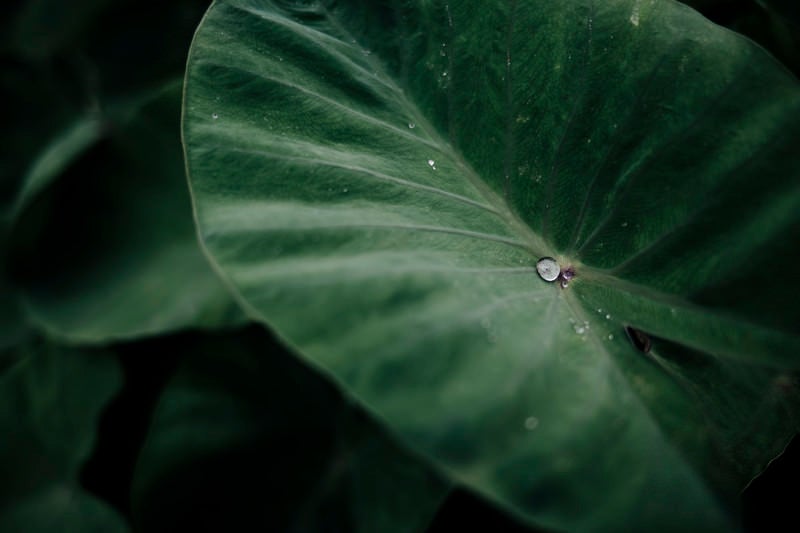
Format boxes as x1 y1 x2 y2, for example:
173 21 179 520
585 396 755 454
211 113 219 120
408 122 416 129
524 416 539 430
574 325 586 335
608 334 614 340
630 4 640 26
427 159 437 170
343 188 349 193
536 257 560 282
442 70 448 77
586 138 592 144
621 221 629 227
605 314 611 320
363 49 372 56
597 308 603 314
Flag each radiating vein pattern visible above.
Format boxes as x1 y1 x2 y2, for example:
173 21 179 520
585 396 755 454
185 1 800 532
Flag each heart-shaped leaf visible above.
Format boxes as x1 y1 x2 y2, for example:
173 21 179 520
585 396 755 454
183 0 800 530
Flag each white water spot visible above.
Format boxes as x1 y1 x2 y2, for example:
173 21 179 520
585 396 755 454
408 122 416 129
630 1 641 26
524 416 540 431
597 308 603 314
608 334 615 340
363 49 372 56
605 314 611 320
427 159 437 170
440 43 447 56
536 257 560 282
621 221 629 227
586 138 592 144
343 188 349 193
211 113 219 120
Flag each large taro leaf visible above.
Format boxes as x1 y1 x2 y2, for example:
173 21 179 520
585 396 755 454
183 0 800 530
10 85 245 343
0 340 126 532
131 328 448 532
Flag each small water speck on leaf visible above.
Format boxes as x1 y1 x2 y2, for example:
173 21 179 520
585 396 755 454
524 417 539 430
427 159 437 170
630 1 641 26
408 122 416 129
211 113 219 120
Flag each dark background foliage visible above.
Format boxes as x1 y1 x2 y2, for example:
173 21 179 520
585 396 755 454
1 0 798 531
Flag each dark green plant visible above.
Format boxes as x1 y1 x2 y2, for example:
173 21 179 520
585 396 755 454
2 0 799 531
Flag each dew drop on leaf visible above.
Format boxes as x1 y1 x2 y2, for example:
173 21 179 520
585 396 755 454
536 257 560 282
524 416 539 430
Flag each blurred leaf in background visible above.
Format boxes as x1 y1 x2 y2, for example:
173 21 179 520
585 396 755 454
0 341 125 532
129 327 449 533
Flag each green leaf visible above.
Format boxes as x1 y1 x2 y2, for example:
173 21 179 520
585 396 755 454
0 340 127 532
6 113 105 224
132 328 448 532
13 86 245 343
183 0 800 530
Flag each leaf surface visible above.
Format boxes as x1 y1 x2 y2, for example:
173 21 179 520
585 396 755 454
13 87 245 343
0 341 127 532
131 329 448 533
184 0 800 530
